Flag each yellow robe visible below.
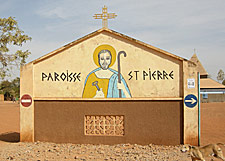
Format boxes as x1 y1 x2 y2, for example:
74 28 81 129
82 73 109 98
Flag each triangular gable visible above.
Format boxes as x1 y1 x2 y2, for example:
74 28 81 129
190 54 208 76
29 28 187 65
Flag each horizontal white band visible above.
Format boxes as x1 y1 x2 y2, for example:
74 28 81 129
21 99 32 103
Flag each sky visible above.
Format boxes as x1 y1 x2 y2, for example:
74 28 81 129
1 0 225 80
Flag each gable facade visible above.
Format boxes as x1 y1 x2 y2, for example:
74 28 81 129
20 28 199 145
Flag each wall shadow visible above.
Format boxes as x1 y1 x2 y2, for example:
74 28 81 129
0 132 20 143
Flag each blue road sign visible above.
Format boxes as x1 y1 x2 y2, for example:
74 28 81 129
184 94 198 108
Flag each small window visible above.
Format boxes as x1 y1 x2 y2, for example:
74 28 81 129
203 93 208 99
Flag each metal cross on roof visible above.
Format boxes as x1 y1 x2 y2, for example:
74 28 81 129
93 6 117 28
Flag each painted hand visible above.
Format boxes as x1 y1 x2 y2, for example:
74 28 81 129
117 82 126 91
117 82 131 98
94 88 105 98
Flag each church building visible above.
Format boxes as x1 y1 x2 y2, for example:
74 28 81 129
20 6 200 145
190 54 225 102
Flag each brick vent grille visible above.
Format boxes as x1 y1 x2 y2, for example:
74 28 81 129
85 115 124 136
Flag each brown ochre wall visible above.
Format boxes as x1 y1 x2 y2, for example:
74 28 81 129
201 94 225 103
34 100 183 145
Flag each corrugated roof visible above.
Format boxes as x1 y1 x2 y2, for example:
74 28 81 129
190 54 208 76
28 28 187 65
200 78 225 89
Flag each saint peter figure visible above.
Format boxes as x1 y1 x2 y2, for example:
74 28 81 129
82 45 131 98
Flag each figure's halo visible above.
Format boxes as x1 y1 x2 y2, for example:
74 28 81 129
93 44 116 67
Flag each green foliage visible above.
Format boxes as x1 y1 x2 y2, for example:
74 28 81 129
0 17 31 80
11 77 20 98
0 77 20 100
217 69 225 83
0 80 11 94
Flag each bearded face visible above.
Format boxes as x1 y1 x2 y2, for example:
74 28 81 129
98 50 112 70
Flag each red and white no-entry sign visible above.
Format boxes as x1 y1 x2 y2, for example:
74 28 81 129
21 94 32 107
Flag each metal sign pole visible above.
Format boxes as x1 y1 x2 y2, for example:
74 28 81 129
198 72 201 146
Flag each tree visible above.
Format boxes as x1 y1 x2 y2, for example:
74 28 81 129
0 77 20 100
10 77 20 98
0 17 31 80
217 69 225 83
0 79 12 100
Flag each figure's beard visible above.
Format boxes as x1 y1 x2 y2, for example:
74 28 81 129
100 62 110 70
101 65 108 70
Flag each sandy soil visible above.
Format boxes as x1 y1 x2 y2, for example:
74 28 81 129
0 101 224 160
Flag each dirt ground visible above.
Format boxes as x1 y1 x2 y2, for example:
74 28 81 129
0 101 224 160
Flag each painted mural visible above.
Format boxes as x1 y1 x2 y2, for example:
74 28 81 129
82 45 131 98
33 33 181 98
